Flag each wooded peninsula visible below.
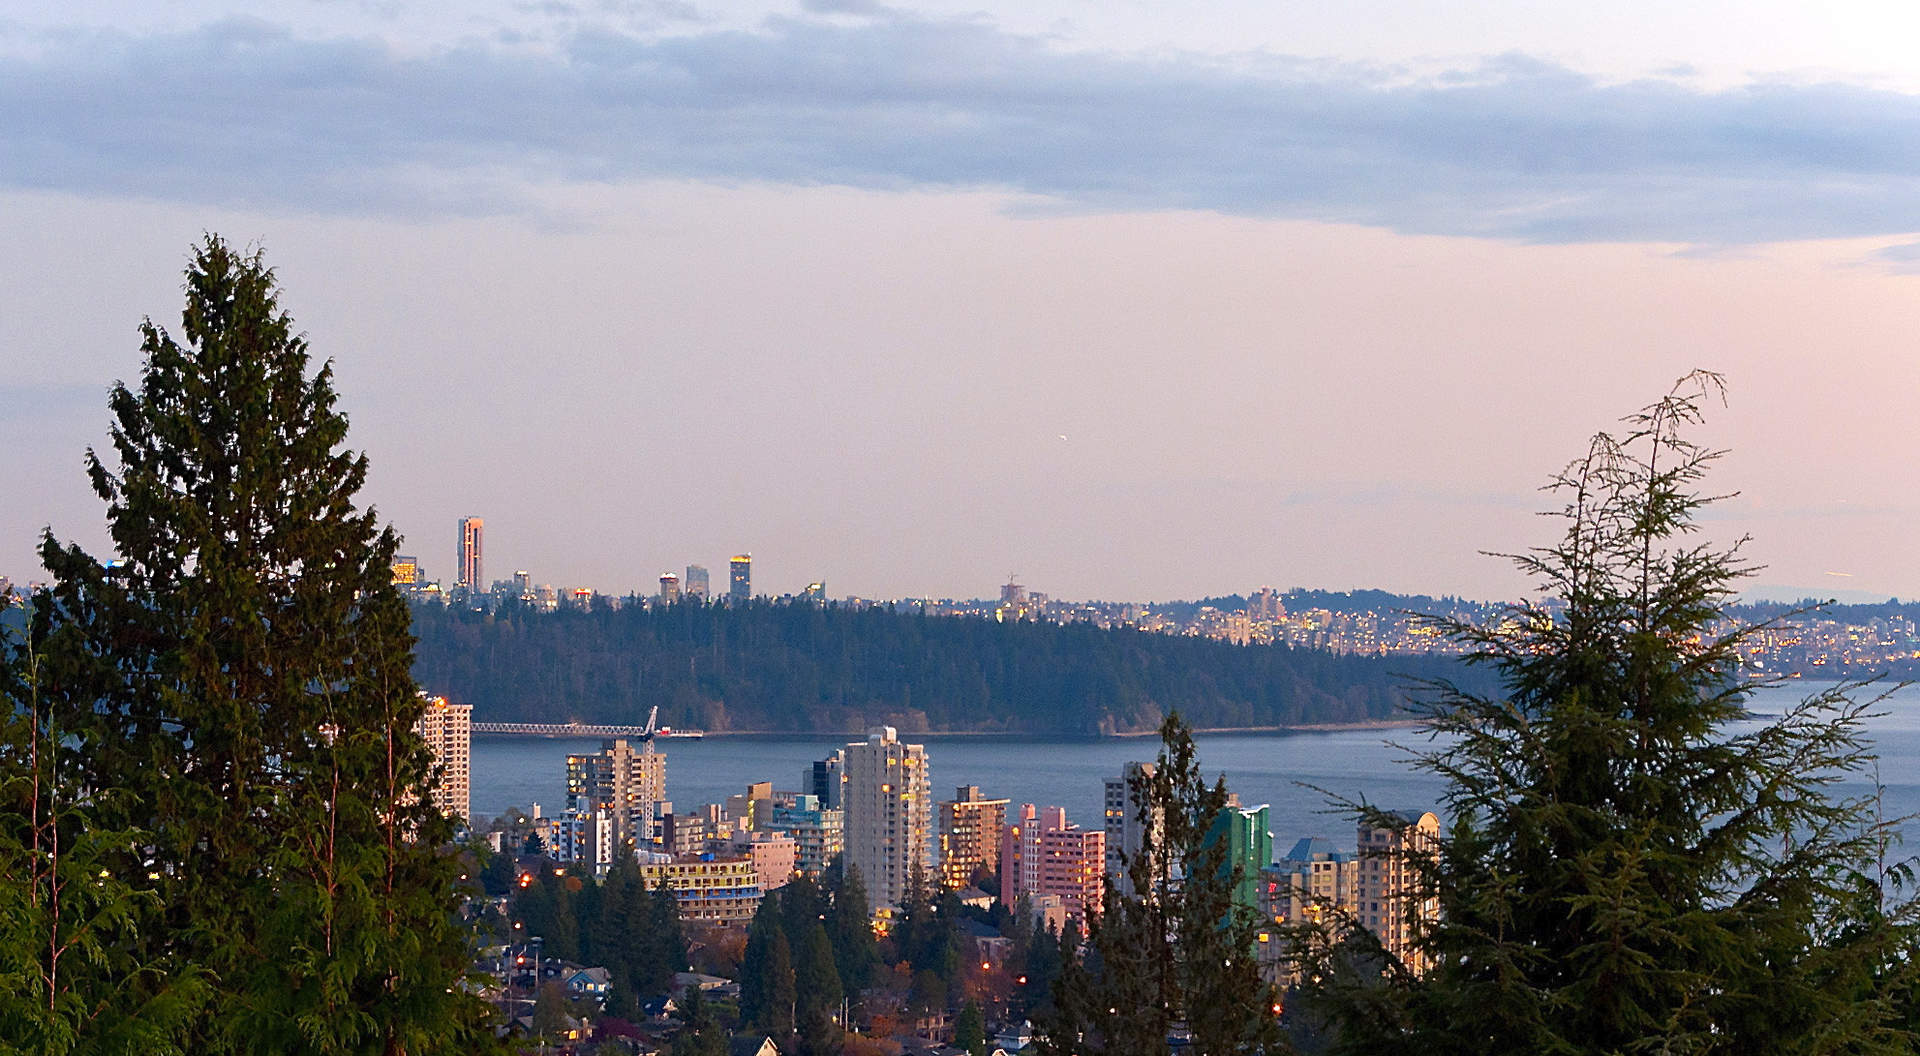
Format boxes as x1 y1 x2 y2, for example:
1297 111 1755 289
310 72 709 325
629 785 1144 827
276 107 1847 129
409 598 1495 734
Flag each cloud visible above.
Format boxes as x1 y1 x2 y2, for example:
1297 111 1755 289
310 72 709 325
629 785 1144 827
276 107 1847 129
799 0 889 15
8 14 1920 242
1870 240 1920 273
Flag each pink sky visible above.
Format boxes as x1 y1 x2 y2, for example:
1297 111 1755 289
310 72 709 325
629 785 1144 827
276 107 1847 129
4 4 1920 601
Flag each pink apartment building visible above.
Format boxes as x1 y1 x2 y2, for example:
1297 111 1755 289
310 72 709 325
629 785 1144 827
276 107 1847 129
1001 804 1106 928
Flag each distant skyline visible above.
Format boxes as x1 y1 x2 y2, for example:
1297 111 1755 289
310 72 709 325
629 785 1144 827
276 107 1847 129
6 2 1920 601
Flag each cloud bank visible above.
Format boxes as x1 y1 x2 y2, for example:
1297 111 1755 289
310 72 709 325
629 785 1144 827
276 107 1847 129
8 13 1920 243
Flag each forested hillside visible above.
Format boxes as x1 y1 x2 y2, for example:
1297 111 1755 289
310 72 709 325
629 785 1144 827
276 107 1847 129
410 599 1490 734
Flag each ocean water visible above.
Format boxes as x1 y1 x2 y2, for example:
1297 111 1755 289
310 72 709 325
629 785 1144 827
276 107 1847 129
470 682 1920 853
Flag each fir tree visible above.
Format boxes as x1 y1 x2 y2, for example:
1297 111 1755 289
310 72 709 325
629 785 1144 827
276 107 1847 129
1041 712 1281 1055
1294 374 1920 1054
826 859 877 995
954 1000 988 1056
742 898 797 1036
795 920 845 1026
33 236 493 1054
0 597 209 1054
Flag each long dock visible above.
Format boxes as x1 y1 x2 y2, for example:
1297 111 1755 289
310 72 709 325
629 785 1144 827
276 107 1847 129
471 722 705 739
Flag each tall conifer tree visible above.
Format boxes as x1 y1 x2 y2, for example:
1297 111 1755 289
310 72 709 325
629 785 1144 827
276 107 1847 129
34 236 493 1054
1294 374 1920 1054
1041 712 1281 1055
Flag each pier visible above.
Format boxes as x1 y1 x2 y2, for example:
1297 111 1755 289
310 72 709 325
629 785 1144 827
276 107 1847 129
471 722 704 739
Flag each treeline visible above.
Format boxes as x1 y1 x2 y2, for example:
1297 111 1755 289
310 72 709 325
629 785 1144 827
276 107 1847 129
737 866 1068 1054
410 598 1492 733
485 852 687 1020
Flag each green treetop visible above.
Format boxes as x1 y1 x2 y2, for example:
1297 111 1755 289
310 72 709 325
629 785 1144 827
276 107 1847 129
1295 373 1920 1054
1042 711 1281 1055
32 236 494 1054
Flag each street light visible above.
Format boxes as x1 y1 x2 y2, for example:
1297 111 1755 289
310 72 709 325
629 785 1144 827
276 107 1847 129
531 935 546 1052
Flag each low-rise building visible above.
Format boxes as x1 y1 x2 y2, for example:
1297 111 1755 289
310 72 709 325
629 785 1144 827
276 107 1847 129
732 830 797 892
639 855 763 925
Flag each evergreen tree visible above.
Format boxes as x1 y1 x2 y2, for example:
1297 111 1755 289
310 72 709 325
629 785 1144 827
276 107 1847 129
954 1000 988 1056
826 859 878 995
1015 915 1062 1018
0 597 209 1053
1295 374 1920 1054
742 899 797 1035
796 1007 844 1056
780 874 828 940
673 984 728 1056
640 874 689 998
479 841 518 896
1041 712 1280 1055
32 237 493 1054
795 920 844 1025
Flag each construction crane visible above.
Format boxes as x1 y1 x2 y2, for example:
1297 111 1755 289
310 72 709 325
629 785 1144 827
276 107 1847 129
640 705 659 756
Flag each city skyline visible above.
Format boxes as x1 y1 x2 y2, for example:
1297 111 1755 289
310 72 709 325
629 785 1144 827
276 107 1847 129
8 3 1920 602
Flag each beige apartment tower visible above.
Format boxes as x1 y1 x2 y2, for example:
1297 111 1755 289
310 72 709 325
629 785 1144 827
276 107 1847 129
1356 810 1441 976
567 738 668 854
413 695 472 823
938 785 1009 890
843 726 931 912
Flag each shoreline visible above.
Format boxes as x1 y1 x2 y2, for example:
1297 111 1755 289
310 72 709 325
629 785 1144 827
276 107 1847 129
474 718 1425 741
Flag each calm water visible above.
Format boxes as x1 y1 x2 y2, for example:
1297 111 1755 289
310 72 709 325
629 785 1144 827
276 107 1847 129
471 683 1920 853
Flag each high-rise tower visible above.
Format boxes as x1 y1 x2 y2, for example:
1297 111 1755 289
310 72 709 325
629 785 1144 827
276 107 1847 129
1104 761 1163 897
412 694 472 823
938 785 1009 891
685 564 710 600
729 554 752 605
1356 810 1441 976
456 517 484 595
659 572 680 604
843 726 930 912
566 738 668 854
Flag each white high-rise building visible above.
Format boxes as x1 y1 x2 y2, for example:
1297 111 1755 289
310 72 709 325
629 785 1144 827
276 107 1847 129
842 726 930 912
559 807 619 875
413 695 472 823
1103 761 1160 896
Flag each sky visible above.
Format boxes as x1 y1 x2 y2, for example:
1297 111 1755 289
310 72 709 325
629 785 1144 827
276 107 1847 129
5 1 1920 603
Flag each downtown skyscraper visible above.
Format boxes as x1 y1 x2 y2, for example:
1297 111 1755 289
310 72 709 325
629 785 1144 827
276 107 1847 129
456 516 483 595
729 554 751 604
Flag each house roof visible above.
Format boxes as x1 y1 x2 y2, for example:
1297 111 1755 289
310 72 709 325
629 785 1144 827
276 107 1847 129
727 1036 778 1056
